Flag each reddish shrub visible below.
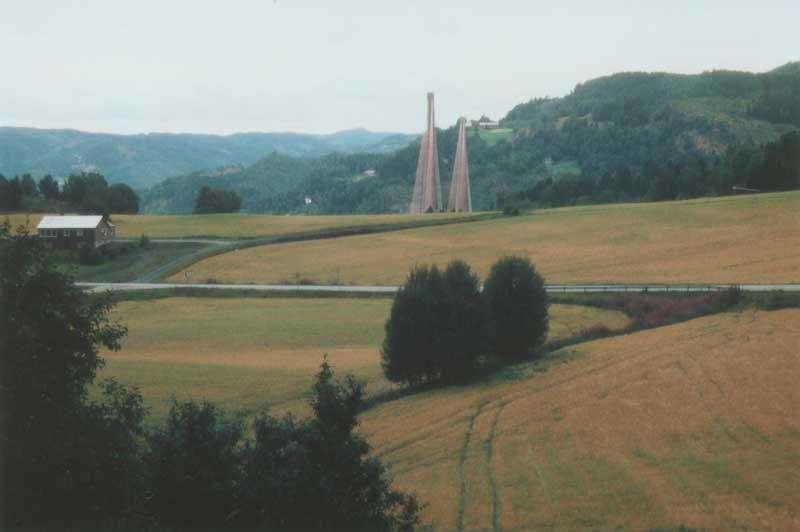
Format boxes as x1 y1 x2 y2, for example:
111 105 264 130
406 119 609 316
634 287 741 328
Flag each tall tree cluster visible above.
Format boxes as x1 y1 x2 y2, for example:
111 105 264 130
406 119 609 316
382 256 549 387
63 172 140 214
381 261 488 386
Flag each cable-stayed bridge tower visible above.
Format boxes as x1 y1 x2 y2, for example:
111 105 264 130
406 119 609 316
410 93 442 213
448 116 472 212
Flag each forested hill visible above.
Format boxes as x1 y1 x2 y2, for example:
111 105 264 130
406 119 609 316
503 62 800 151
142 62 800 214
0 127 416 190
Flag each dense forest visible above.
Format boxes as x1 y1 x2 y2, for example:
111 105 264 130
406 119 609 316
141 63 800 214
0 127 415 189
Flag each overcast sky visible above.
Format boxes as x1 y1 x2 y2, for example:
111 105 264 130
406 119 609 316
1 0 798 135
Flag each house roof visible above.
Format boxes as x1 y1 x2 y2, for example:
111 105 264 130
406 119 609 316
37 215 104 230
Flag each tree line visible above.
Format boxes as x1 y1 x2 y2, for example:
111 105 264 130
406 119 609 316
0 171 140 214
1 224 419 531
497 130 800 209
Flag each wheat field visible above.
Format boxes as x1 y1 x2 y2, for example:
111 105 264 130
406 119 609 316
167 191 800 285
101 297 629 421
360 309 800 531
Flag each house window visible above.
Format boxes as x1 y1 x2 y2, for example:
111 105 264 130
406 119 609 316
76 229 84 237
63 230 70 237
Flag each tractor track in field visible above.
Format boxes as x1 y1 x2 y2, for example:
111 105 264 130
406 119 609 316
486 402 508 532
457 401 486 532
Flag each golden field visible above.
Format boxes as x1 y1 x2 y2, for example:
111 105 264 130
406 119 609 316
360 309 800 531
100 297 629 421
3 211 483 239
168 191 800 285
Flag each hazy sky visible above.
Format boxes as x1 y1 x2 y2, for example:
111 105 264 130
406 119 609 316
1 0 798 135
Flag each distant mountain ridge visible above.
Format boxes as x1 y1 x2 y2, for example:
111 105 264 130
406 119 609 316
0 126 416 189
143 62 800 214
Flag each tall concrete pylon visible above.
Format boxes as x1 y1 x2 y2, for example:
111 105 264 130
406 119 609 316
410 93 442 213
448 117 472 212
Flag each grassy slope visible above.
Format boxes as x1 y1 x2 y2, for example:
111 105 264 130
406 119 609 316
2 211 485 240
168 191 800 285
100 297 629 422
469 128 514 147
360 309 800 532
71 242 206 282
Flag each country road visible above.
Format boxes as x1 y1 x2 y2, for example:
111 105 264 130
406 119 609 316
118 238 239 245
77 281 800 294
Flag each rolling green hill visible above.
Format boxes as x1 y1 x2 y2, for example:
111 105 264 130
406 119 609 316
142 62 800 214
0 127 416 190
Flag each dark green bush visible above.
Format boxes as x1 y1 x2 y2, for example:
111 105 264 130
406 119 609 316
146 401 243 531
382 260 487 386
78 243 104 265
751 290 800 310
238 360 421 531
484 256 549 360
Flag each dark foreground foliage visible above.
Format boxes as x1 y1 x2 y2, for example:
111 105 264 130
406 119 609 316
1 222 140 529
1 224 420 531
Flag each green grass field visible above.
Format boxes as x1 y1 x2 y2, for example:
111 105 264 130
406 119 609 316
68 241 207 282
469 127 514 146
169 191 800 285
100 297 630 423
4 211 487 239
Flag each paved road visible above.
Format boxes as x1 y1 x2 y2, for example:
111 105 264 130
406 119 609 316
118 238 238 245
77 281 800 294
